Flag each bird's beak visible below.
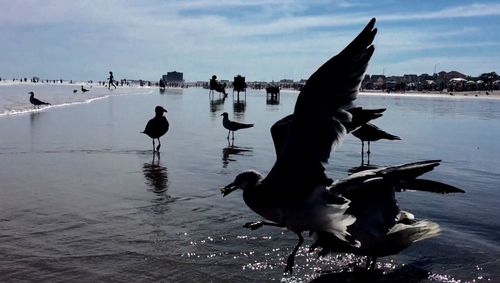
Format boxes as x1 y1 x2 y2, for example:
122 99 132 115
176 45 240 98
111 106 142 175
163 109 168 113
220 113 223 116
220 182 237 197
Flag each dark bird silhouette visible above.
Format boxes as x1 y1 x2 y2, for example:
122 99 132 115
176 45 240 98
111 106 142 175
141 106 169 152
270 107 385 157
344 107 386 133
220 18 463 273
351 123 401 161
310 160 463 269
29 91 51 108
221 112 253 140
221 18 378 273
81 86 89 92
73 89 78 94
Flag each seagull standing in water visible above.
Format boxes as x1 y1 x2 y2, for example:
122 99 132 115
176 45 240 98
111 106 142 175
351 122 401 160
220 18 463 273
29 92 51 108
221 112 253 140
142 106 169 152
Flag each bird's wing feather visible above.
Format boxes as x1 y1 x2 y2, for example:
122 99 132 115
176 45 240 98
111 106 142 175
264 18 377 197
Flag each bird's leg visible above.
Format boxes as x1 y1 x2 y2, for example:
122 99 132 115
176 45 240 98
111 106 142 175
367 141 371 165
285 233 304 274
156 138 161 151
231 131 235 141
361 142 365 165
243 221 284 230
227 130 230 140
152 139 156 152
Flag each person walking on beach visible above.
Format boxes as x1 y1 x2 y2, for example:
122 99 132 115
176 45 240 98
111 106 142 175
108 71 117 89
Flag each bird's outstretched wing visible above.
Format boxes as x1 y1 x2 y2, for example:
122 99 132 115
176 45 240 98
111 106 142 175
264 18 377 197
332 160 464 194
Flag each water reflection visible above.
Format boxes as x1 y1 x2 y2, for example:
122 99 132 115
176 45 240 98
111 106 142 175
233 100 246 113
209 95 226 113
266 95 280 105
166 88 184 95
143 153 169 197
29 111 42 126
222 141 253 168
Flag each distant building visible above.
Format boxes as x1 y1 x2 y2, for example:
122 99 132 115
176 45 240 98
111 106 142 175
444 71 466 80
403 74 418 83
163 71 184 83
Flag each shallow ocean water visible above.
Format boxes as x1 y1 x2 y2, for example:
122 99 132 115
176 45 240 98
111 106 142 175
0 84 499 282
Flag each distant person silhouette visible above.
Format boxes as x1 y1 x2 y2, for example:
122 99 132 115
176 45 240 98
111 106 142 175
28 91 51 108
108 71 117 89
210 75 227 96
142 106 170 152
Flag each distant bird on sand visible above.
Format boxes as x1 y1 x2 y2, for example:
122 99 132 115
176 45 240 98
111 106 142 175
81 86 89 92
73 89 78 94
220 18 463 273
221 112 253 140
29 91 51 108
142 106 169 152
351 123 401 157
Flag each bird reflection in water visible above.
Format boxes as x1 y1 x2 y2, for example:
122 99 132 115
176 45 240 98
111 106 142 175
143 153 169 199
222 140 253 168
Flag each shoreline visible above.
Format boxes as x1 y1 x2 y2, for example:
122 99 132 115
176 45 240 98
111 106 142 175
2 80 499 100
360 89 500 99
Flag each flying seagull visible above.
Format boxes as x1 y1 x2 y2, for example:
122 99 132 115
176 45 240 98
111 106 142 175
220 18 463 273
141 106 169 152
29 91 51 108
221 112 253 140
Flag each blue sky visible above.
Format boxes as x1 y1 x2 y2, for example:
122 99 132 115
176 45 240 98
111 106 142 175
1 0 499 82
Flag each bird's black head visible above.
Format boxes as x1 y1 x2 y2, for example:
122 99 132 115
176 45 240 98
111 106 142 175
220 170 263 196
28 91 34 95
221 112 229 117
155 106 167 115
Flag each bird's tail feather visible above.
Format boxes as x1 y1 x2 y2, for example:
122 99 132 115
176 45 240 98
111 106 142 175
387 220 440 245
314 196 360 247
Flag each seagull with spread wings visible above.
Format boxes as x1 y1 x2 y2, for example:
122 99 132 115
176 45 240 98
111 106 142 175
221 18 377 272
220 18 463 273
